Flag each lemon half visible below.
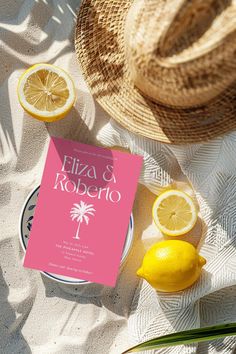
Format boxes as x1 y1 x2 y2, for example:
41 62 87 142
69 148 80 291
152 190 198 236
17 63 76 121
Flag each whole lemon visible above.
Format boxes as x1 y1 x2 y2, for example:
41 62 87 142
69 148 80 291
137 240 206 292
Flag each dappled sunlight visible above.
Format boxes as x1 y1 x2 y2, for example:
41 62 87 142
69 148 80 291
0 0 81 155
1 1 236 353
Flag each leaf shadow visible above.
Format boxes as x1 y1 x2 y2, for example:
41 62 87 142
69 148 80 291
0 267 32 354
0 0 80 151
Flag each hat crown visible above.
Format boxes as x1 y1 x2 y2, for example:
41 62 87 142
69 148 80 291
125 0 236 108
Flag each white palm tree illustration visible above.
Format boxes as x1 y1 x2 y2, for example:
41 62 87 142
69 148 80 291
70 201 96 240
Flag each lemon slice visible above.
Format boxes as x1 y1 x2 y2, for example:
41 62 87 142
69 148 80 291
152 190 197 236
17 63 76 121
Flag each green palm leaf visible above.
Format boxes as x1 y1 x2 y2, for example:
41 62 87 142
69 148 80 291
122 323 236 353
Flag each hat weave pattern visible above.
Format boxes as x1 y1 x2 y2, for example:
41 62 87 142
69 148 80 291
75 0 236 144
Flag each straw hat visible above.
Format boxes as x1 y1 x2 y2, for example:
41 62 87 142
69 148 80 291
75 0 236 144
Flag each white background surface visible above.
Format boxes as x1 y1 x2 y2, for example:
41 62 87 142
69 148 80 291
0 1 236 353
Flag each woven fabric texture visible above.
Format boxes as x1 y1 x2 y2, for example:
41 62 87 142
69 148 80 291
97 119 236 354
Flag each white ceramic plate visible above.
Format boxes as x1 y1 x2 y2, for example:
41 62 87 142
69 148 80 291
19 186 134 285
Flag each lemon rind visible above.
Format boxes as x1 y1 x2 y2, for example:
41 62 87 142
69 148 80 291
152 189 198 236
17 63 76 120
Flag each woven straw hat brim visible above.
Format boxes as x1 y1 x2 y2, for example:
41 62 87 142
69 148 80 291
75 0 236 144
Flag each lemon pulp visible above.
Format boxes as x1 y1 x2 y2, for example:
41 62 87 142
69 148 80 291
24 69 69 111
152 190 197 236
18 64 75 121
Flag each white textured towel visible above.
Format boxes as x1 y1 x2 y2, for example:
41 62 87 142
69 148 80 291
0 1 132 353
1 0 236 353
97 120 236 354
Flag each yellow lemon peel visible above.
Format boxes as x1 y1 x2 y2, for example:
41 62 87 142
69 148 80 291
152 189 198 236
17 63 76 122
137 240 206 292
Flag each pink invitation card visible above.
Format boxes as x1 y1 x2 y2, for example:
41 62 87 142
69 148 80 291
24 137 143 286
